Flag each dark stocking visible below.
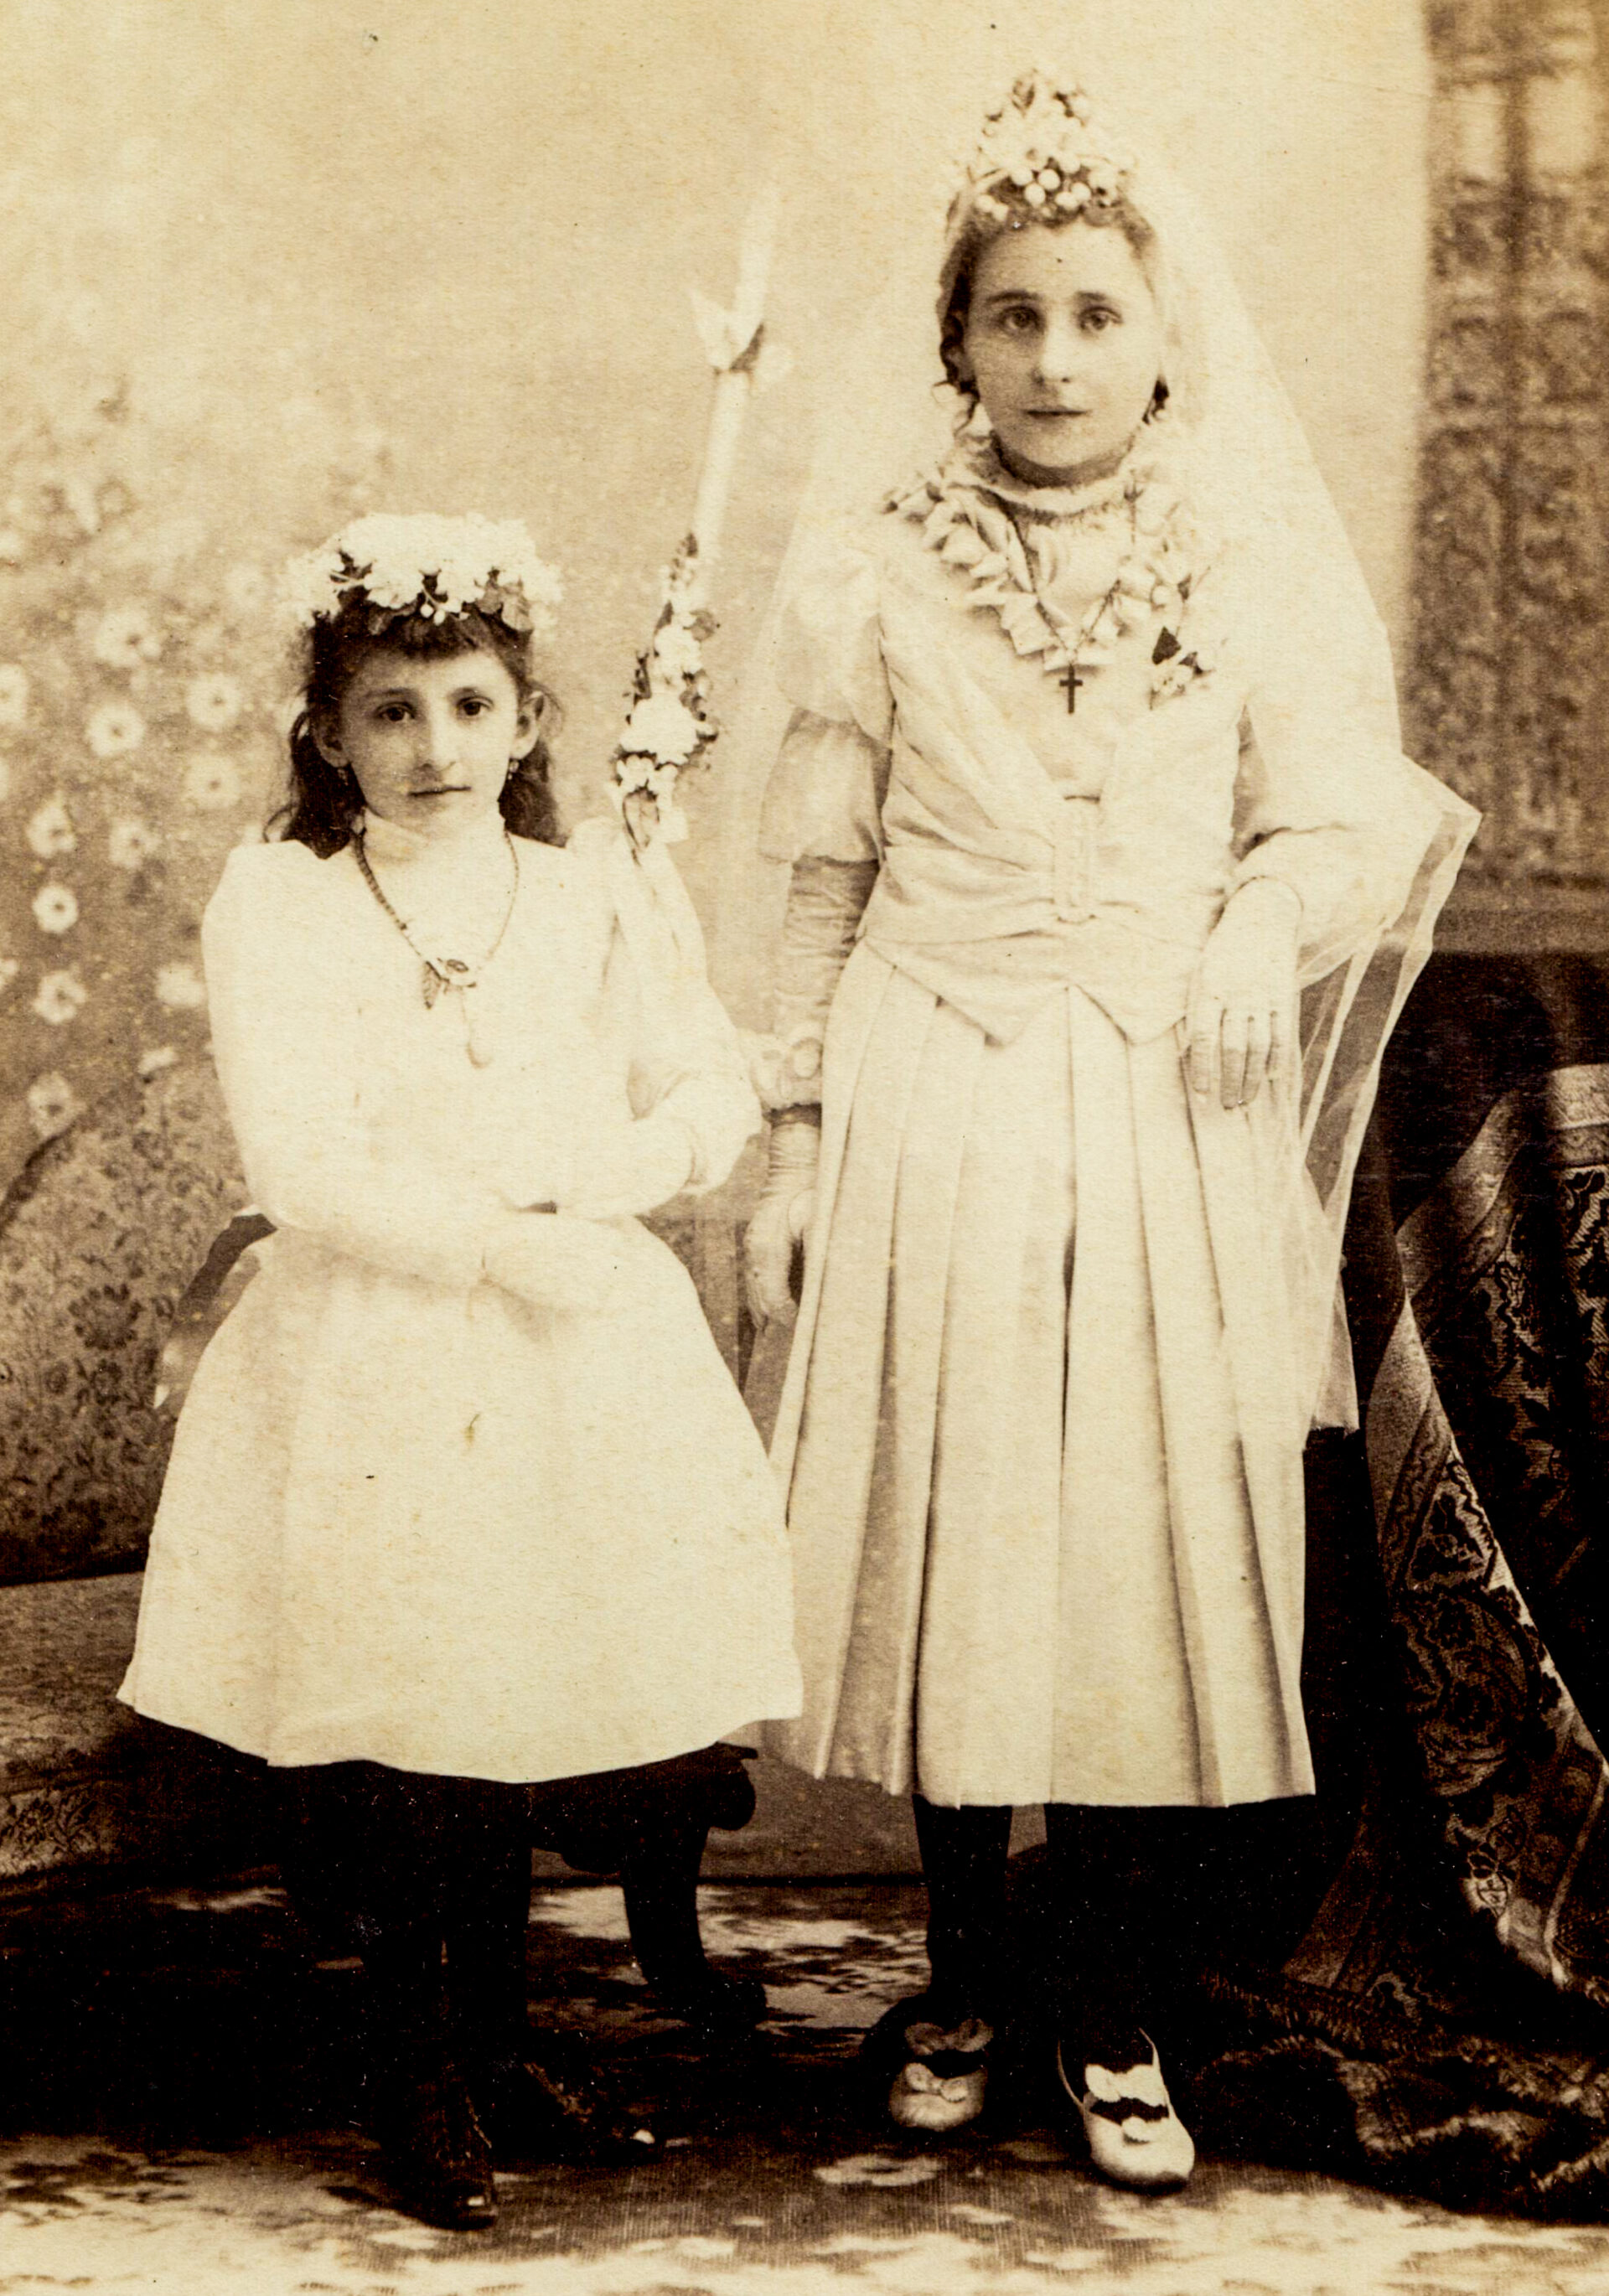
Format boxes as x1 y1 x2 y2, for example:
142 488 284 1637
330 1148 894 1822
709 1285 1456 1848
1043 1805 1213 2060
439 1781 536 2077
913 1796 1013 2024
289 1766 532 2083
1044 1802 1312 2061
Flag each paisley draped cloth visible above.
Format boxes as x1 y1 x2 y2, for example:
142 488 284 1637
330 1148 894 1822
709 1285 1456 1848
1170 954 1609 2213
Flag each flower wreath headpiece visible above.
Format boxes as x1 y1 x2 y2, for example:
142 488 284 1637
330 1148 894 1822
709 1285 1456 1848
277 513 563 642
944 70 1137 235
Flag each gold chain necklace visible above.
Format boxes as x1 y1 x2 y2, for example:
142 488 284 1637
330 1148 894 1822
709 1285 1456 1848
353 826 520 1069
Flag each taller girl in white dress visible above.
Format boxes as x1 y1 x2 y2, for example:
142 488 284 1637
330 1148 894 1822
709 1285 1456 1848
741 74 1474 2184
120 514 800 2227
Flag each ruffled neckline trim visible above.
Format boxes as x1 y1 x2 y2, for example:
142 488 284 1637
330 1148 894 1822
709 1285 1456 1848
884 428 1220 701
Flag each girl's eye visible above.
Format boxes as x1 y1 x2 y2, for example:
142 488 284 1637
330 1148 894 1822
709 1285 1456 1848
1000 308 1038 336
1082 307 1119 333
375 702 412 724
458 696 494 716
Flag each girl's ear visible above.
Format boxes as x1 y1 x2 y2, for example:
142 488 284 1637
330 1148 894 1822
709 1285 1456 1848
509 691 542 762
309 710 348 771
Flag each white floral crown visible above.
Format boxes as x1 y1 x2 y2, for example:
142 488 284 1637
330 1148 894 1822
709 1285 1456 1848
946 70 1136 230
278 513 563 640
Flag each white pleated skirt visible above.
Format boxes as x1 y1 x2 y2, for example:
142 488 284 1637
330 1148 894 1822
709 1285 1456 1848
763 945 1322 1810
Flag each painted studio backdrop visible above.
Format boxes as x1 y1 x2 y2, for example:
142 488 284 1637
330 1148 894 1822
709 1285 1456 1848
5 0 1604 1187
0 0 1450 1177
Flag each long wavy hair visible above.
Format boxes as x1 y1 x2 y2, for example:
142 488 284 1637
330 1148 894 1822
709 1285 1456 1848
271 598 561 855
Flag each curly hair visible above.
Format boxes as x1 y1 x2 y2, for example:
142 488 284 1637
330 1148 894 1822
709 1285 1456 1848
938 194 1164 408
270 599 561 855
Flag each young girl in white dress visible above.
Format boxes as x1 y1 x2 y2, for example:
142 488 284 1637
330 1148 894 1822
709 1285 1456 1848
741 75 1474 2187
120 514 800 2228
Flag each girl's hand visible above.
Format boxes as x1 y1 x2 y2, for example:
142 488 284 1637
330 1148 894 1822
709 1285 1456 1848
484 1212 634 1313
1184 880 1301 1109
559 1113 697 1222
743 1114 820 1326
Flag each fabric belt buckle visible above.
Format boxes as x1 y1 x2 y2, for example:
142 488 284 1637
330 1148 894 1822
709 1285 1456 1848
1053 797 1094 925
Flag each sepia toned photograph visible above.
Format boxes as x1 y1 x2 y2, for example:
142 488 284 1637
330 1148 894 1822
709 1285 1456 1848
3 2 1607 2288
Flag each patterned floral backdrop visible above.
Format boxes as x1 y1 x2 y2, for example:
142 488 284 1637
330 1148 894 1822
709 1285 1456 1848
0 0 1435 1200
0 370 388 1190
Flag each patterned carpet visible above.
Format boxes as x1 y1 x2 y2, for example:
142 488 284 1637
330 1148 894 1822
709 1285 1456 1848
6 1877 1609 2293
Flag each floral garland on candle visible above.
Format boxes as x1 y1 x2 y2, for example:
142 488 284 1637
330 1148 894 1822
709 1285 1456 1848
887 434 1224 703
610 535 720 846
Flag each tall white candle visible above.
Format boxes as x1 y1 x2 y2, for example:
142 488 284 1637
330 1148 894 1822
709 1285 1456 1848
688 178 780 584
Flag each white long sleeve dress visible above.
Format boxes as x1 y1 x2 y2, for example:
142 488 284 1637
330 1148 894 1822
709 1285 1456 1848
758 451 1466 1813
120 810 802 1782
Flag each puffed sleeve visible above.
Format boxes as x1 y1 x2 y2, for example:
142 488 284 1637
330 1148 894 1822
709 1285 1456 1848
204 845 524 1287
758 531 894 864
1231 561 1442 984
575 818 761 1196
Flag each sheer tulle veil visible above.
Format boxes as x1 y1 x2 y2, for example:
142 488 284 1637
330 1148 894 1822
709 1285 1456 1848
707 66 1476 1427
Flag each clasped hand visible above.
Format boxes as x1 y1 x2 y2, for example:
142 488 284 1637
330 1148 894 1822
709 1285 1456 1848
557 1111 696 1222
486 1211 636 1314
485 1114 697 1313
1182 880 1301 1110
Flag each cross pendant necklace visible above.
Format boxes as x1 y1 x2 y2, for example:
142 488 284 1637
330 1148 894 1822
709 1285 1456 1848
1012 493 1143 716
1017 521 1087 713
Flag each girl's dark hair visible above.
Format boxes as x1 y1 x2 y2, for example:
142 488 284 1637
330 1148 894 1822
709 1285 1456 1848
938 194 1163 407
272 598 561 854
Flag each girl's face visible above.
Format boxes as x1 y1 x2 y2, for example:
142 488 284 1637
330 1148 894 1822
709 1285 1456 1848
959 220 1164 484
317 643 537 840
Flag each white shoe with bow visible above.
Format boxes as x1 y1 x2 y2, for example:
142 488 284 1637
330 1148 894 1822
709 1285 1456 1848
886 2017 994 2133
1057 2029 1195 2191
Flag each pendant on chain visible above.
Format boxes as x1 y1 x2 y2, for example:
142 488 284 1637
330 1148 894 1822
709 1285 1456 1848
353 828 516 1066
460 990 494 1069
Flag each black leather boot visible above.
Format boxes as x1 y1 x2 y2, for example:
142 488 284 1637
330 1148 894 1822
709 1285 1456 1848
473 2033 659 2164
375 2063 497 2230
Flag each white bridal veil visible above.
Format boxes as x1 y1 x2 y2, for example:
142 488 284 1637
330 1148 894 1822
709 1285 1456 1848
706 61 1477 1423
